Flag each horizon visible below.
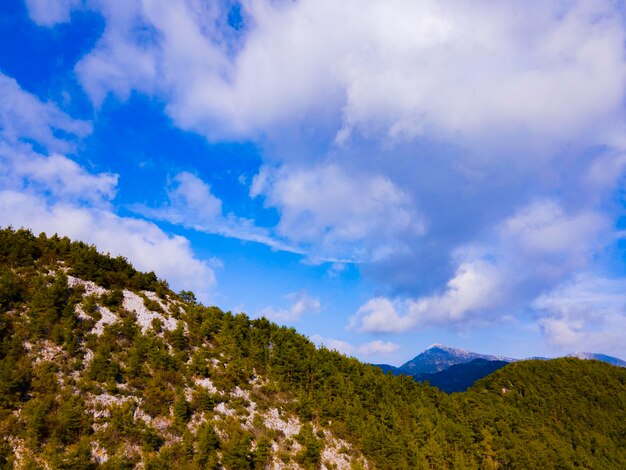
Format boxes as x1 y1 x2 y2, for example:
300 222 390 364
372 343 626 368
2 1 626 363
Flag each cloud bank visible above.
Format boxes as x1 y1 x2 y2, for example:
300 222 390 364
24 0 626 354
310 335 399 358
258 291 321 323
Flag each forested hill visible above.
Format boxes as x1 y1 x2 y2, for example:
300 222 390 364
1 227 625 469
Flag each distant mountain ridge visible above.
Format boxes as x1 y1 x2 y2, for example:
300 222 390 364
567 352 626 367
415 359 510 393
378 344 625 376
373 344 626 393
398 344 515 375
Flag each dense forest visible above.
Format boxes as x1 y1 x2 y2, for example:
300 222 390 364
0 227 625 469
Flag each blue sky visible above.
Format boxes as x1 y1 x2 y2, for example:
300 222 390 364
2 0 626 363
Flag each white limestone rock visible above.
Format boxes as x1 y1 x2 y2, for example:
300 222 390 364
91 306 118 336
122 290 177 333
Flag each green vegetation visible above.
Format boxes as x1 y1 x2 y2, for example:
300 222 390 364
0 227 625 468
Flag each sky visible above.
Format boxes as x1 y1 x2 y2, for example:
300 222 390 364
1 0 626 364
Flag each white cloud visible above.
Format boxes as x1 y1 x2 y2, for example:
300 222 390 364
501 200 607 260
2 145 118 207
350 298 403 334
351 259 502 332
0 74 115 206
56 0 626 267
310 335 355 356
142 171 223 224
497 200 610 283
310 335 399 357
358 340 400 356
76 40 158 108
0 73 91 152
135 171 301 253
533 275 626 357
25 0 81 26
351 199 613 333
258 291 321 323
251 164 423 262
333 0 626 146
44 2 626 251
137 165 420 263
72 0 161 107
60 1 625 147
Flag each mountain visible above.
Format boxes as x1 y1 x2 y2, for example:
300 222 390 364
1 228 625 469
376 345 626 393
567 352 626 367
398 343 514 375
415 358 509 393
375 346 626 382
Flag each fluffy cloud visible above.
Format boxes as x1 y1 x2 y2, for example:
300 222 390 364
138 165 421 262
57 0 626 259
1 145 118 207
57 1 626 146
534 276 626 356
310 335 354 356
351 199 612 333
258 291 321 323
135 171 299 253
358 340 400 356
25 0 81 26
351 259 502 332
0 74 91 152
24 1 626 350
310 335 399 357
497 200 610 282
137 172 223 226
251 164 423 261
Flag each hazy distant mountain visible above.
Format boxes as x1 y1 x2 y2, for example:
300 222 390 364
398 344 514 375
567 352 626 367
414 359 509 393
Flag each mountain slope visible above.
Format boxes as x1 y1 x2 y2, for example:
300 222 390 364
462 358 626 468
0 228 369 469
1 228 625 469
375 347 625 385
567 352 626 367
415 358 509 393
398 344 513 374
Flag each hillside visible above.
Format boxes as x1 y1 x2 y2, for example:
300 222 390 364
1 228 625 469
